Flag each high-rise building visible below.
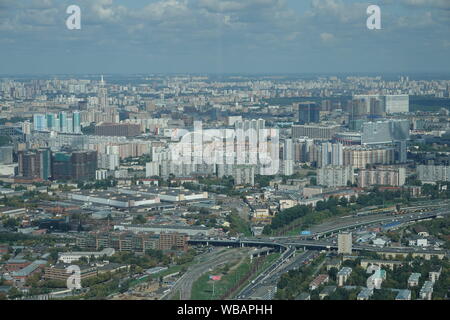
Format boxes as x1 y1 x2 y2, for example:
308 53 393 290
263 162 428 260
319 142 344 168
385 95 409 113
292 124 341 140
343 145 395 169
358 167 406 188
295 102 320 124
0 146 13 164
73 112 81 134
283 139 294 176
234 165 255 186
361 120 410 145
98 153 119 171
94 123 141 137
338 232 352 255
417 165 450 183
33 114 47 132
317 166 355 187
52 150 97 181
98 75 108 110
17 148 51 180
146 162 160 177
354 94 409 114
22 121 32 135
59 112 68 133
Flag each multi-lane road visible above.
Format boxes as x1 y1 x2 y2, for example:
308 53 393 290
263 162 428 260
177 201 450 300
164 247 251 300
238 249 318 299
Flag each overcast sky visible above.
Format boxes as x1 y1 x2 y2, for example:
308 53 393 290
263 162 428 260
0 0 449 74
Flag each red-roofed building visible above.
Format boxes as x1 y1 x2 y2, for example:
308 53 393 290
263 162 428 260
309 274 329 290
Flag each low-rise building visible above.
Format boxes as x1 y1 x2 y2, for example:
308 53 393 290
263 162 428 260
419 281 434 300
58 248 115 264
367 269 386 290
408 273 421 287
357 288 373 300
337 267 352 287
319 286 336 300
326 258 342 271
309 274 329 290
429 267 442 283
360 259 402 271
44 264 97 282
11 260 47 286
395 289 411 301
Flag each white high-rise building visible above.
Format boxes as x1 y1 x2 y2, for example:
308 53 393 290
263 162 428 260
385 95 409 113
338 232 352 255
318 166 355 187
354 94 409 114
98 75 108 110
33 114 47 131
146 162 160 177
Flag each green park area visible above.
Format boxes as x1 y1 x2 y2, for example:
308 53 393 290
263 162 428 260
191 252 280 300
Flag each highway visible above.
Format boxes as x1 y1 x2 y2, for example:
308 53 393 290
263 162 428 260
164 247 251 300
238 250 318 299
186 202 450 300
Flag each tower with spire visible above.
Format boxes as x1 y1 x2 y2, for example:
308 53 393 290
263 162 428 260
98 75 108 110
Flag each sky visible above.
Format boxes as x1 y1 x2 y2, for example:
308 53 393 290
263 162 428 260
0 0 449 74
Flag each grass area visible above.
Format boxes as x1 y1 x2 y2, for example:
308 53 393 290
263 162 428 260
148 261 195 280
228 213 252 237
190 252 283 300
191 259 253 300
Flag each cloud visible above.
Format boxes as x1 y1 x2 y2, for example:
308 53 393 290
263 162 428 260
401 0 450 9
0 0 448 73
320 32 335 42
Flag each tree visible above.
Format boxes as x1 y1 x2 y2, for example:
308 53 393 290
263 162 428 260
4 218 19 229
328 267 339 281
133 215 147 225
8 287 22 300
